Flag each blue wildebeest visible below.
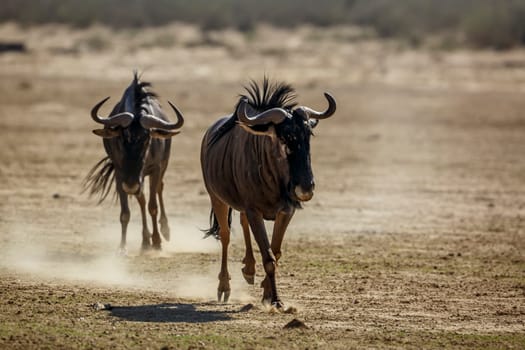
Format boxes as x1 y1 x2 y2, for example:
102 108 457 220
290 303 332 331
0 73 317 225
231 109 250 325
201 78 336 307
84 73 184 254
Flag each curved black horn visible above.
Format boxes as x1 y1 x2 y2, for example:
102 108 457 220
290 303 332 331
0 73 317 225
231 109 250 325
140 101 184 130
91 97 134 127
237 98 288 126
299 92 336 120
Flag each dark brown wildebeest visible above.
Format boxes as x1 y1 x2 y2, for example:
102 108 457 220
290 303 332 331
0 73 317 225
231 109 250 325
84 73 184 254
201 78 336 307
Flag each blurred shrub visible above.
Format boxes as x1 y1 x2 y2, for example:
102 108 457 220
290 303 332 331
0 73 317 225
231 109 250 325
2 0 525 49
76 34 110 52
346 0 475 45
140 33 176 49
462 2 525 50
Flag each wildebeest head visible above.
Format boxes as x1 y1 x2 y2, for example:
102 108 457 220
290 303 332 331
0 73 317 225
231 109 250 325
236 83 336 202
90 75 184 194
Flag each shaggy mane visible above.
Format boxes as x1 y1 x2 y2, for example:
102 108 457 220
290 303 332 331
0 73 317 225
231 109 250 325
241 77 297 111
132 71 158 117
207 77 296 146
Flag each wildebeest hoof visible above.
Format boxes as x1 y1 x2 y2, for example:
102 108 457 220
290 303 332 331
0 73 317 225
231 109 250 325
264 300 285 313
242 268 255 285
265 300 285 313
140 243 152 254
152 244 162 251
272 300 284 309
116 247 128 257
160 223 170 242
217 289 231 303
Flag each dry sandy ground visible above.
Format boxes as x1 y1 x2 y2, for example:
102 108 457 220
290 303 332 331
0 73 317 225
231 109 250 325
0 23 524 349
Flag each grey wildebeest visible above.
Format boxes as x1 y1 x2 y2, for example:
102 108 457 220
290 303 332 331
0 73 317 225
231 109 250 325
84 73 184 254
201 79 336 307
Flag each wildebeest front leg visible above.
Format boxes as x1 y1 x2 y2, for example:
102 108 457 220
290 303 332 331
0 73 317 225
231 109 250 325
148 173 162 250
261 209 294 302
271 209 294 262
158 180 170 242
240 212 256 285
246 209 282 308
136 191 151 251
117 186 130 256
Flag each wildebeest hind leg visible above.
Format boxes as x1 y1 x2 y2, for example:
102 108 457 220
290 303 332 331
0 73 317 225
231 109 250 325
211 197 232 302
240 212 256 284
136 191 152 252
158 181 170 242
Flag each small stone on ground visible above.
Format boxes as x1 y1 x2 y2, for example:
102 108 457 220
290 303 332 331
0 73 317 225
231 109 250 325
92 302 112 311
284 318 308 329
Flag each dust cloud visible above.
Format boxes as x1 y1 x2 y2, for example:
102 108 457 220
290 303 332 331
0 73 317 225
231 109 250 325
3 240 135 286
0 218 253 302
162 216 219 254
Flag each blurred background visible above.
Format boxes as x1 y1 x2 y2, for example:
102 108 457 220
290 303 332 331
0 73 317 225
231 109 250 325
3 0 525 50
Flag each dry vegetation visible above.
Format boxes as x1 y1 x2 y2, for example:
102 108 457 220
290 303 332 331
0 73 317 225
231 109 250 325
3 0 525 49
0 23 524 349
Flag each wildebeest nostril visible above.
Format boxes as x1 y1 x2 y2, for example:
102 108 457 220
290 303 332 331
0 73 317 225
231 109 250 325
122 182 140 194
294 185 314 202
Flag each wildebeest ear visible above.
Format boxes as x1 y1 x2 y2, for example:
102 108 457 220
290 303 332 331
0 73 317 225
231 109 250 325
238 122 276 138
92 128 120 138
308 119 320 129
150 129 180 139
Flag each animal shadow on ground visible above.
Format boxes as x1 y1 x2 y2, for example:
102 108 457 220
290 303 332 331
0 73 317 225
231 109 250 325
109 303 233 323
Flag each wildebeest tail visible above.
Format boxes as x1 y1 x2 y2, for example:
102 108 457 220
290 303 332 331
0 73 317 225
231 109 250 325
82 156 115 204
203 208 232 240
